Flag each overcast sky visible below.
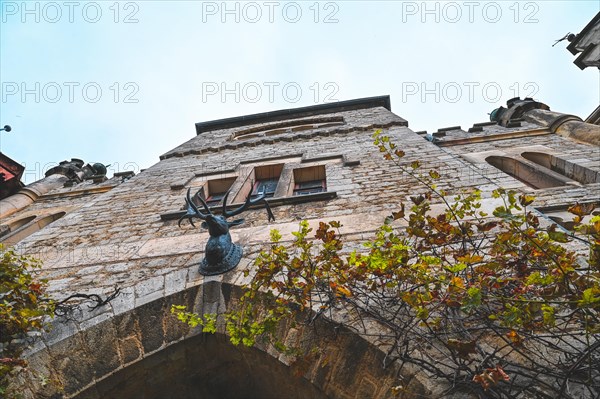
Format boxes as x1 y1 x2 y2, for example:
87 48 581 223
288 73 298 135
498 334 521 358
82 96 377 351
1 1 598 184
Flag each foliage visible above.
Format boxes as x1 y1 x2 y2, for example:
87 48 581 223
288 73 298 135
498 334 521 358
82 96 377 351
0 244 55 396
174 131 600 398
170 305 217 334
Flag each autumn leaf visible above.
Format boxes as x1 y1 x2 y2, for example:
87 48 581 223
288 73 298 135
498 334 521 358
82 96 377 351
330 282 352 298
568 202 595 217
519 194 535 207
391 204 406 220
473 366 510 390
506 330 523 345
477 221 498 232
456 254 484 264
429 170 441 179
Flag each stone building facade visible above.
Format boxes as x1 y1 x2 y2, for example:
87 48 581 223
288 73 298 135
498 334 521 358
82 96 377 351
2 94 599 398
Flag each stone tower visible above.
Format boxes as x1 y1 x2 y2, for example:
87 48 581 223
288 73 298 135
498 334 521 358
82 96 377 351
2 95 599 398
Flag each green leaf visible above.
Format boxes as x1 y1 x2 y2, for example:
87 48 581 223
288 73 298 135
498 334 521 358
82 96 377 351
547 224 569 243
445 263 467 273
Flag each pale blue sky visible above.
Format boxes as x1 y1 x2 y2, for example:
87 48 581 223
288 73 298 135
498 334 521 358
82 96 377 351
1 1 598 183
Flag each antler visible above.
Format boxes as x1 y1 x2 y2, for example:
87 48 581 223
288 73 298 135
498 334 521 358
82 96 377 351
178 188 213 227
222 190 275 222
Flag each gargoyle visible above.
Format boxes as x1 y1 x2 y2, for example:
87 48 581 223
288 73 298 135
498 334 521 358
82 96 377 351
178 188 275 276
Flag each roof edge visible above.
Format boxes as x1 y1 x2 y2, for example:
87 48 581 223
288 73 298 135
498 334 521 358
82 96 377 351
195 95 392 135
567 12 600 55
586 105 600 125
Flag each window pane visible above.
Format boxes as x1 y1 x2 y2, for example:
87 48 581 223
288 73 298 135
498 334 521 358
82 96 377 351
206 192 226 206
252 178 278 198
293 179 325 195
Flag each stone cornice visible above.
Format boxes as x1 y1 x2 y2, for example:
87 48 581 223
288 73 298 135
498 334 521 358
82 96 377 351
435 128 551 146
160 121 408 160
39 185 117 200
194 95 394 134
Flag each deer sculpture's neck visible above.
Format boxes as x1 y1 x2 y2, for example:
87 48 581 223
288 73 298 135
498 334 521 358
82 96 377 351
205 214 230 237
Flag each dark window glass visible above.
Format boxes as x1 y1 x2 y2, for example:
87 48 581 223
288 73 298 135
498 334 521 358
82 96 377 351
206 192 226 207
252 179 278 198
293 179 326 196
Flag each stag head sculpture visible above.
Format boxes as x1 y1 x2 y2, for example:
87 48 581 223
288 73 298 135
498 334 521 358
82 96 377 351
178 188 275 276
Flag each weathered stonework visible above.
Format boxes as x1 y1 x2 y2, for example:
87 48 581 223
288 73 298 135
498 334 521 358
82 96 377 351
3 95 599 398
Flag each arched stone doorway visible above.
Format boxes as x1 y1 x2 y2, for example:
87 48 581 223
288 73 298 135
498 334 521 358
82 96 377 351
20 282 419 399
75 333 328 399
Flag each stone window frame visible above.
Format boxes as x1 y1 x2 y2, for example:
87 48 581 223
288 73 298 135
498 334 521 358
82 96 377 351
230 156 340 202
161 154 357 221
0 215 37 238
229 156 302 203
462 145 599 190
202 176 238 207
291 165 327 196
485 155 572 189
185 171 240 208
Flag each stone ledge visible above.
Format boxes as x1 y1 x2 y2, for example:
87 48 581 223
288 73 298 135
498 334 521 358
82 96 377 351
160 191 338 221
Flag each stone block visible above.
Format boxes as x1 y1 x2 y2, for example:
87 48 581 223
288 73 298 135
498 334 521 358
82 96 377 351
135 299 166 354
110 286 135 316
202 277 223 304
119 336 143 365
47 335 95 395
42 317 80 347
164 268 187 296
81 320 121 379
134 275 165 306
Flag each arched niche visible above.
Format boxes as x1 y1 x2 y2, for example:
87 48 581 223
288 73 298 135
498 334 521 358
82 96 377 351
0 215 37 238
1 211 66 246
521 152 600 185
485 155 569 189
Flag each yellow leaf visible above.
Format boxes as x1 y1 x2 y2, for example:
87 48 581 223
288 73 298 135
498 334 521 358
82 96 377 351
335 285 353 298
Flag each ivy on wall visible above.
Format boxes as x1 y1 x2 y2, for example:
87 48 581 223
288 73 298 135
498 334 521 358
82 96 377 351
174 131 600 398
0 245 54 397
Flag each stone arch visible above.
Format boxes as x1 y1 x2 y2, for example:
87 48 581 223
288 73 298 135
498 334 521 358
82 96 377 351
0 215 37 238
521 151 600 185
20 281 425 399
485 155 571 189
1 211 66 246
77 333 330 399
